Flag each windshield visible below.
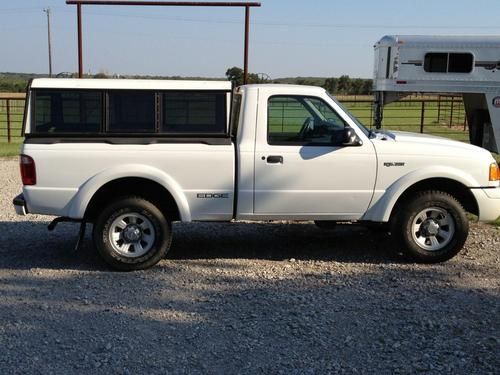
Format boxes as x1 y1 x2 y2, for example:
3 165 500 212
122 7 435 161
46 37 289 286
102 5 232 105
327 92 371 137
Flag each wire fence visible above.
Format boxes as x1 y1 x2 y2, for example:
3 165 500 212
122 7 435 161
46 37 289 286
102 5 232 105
342 95 468 142
0 96 25 143
0 94 469 143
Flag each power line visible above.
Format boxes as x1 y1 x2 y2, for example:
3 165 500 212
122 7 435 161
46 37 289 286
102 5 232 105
2 5 500 30
0 8 44 13
53 8 500 30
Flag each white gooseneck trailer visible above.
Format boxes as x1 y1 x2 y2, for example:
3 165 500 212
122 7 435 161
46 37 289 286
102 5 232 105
373 35 500 153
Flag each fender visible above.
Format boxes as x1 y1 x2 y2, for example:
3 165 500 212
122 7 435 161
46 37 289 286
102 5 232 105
67 163 191 221
362 166 480 222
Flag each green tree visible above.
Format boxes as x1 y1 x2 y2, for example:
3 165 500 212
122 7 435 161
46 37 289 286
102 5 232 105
225 67 266 86
337 75 351 94
350 78 364 95
362 79 373 95
225 67 244 86
323 78 337 93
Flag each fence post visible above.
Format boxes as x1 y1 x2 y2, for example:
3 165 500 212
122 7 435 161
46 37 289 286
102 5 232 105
461 99 467 131
6 99 11 143
420 101 425 134
437 96 441 123
369 101 373 127
449 97 454 128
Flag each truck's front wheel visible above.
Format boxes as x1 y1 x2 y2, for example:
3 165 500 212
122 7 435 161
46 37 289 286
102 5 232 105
93 197 171 271
392 191 469 263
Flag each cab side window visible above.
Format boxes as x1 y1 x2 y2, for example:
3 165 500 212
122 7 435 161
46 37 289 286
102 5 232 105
267 95 346 145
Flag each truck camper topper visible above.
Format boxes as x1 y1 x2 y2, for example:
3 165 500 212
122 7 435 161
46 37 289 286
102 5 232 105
30 78 232 91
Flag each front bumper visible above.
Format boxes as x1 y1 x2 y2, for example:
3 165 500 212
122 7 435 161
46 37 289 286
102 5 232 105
13 194 27 216
470 187 500 222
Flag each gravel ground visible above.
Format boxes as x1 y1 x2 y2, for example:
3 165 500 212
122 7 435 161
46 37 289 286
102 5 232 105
0 157 499 374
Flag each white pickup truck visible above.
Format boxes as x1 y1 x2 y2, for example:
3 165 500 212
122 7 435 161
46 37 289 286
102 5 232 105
13 78 500 270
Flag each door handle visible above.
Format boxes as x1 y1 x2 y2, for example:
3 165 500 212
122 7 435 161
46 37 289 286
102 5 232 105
266 155 283 164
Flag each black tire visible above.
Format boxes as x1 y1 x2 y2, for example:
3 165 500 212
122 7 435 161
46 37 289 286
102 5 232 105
93 196 172 271
391 191 469 263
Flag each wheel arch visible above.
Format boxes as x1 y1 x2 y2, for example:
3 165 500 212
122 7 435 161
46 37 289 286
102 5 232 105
363 171 479 223
84 177 181 222
389 178 479 222
67 164 191 222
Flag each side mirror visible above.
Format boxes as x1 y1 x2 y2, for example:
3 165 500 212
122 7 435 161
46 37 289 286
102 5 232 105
342 126 363 146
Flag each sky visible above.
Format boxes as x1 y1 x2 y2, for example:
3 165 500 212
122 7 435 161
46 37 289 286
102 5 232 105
1 0 500 79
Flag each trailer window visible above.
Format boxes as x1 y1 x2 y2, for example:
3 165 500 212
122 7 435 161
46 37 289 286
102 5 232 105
162 92 226 134
424 53 473 73
449 53 474 73
33 90 102 133
424 53 448 73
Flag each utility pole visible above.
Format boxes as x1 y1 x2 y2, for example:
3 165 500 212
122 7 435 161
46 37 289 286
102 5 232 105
43 7 53 77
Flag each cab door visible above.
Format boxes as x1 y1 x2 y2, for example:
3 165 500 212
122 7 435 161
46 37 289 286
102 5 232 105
253 93 377 219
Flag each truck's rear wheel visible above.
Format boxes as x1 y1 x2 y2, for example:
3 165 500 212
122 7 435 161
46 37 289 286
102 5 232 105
93 197 171 271
391 191 468 263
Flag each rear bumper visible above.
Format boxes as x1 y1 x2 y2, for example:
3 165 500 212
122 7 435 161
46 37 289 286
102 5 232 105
13 194 27 216
471 187 500 222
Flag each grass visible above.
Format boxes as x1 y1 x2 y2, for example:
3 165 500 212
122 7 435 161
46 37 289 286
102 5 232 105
0 141 21 157
0 97 24 157
345 100 471 142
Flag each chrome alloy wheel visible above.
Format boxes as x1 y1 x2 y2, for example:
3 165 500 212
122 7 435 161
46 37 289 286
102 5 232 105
411 207 455 251
108 212 156 258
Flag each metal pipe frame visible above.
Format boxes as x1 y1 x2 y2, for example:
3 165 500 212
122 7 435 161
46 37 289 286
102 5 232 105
67 1 260 6
77 3 83 78
66 0 261 82
244 5 249 85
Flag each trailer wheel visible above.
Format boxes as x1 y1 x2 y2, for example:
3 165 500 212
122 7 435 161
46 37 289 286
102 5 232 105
93 196 172 271
391 191 468 263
